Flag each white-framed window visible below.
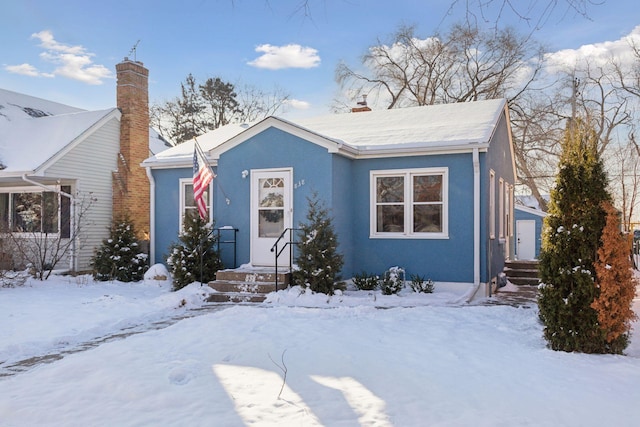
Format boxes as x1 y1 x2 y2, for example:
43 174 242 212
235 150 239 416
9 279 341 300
0 186 71 237
179 178 211 231
499 177 505 239
489 170 495 239
505 184 513 238
370 168 448 238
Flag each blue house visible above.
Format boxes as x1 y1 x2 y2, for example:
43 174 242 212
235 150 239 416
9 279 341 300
143 99 516 300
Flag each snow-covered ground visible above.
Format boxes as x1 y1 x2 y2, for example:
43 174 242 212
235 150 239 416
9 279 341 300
1 272 639 426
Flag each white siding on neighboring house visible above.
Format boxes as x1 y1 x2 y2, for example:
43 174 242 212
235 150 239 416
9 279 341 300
44 117 120 270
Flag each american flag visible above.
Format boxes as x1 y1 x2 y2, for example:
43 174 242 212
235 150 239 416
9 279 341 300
193 142 214 220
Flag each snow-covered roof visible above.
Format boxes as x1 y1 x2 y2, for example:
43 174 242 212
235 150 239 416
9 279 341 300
143 98 507 166
294 99 506 148
0 88 171 173
0 108 119 173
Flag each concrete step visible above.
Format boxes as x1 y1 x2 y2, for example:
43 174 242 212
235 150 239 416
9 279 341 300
503 267 539 278
206 292 268 303
505 260 540 270
208 280 279 294
507 277 541 286
504 260 540 286
207 267 292 304
215 268 291 285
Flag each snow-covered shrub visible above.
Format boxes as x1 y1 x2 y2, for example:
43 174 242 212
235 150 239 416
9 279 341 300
380 266 405 295
293 192 344 295
166 214 222 291
144 263 172 284
0 269 29 287
410 274 434 293
91 217 148 282
352 271 379 291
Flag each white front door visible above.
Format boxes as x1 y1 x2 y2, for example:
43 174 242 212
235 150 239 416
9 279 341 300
516 220 537 260
250 169 293 266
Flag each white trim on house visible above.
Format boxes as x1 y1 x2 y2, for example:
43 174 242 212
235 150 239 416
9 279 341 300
249 167 293 266
369 167 449 239
473 148 480 296
146 167 156 266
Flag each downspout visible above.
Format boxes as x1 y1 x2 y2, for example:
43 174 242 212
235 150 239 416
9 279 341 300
21 174 76 271
465 148 482 303
145 167 156 265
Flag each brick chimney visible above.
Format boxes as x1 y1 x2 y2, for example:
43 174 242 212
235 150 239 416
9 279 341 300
351 94 371 113
114 58 150 242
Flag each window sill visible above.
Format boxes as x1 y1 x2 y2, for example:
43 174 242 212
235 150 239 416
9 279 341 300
369 233 449 240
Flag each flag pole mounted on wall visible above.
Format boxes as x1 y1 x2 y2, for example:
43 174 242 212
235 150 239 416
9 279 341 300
192 138 216 286
192 139 215 221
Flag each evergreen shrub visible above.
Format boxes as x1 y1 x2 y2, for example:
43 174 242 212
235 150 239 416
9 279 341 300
410 274 434 293
293 192 344 295
167 214 223 291
92 217 148 282
380 266 405 295
352 271 379 291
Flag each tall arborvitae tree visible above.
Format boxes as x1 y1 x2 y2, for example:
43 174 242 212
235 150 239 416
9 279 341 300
538 119 612 353
166 214 223 291
590 201 638 353
294 193 344 295
92 217 148 282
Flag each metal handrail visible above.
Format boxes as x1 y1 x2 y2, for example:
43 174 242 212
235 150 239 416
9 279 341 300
270 227 301 291
216 226 239 269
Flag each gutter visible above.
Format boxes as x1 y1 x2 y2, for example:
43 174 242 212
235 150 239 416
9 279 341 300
145 166 156 265
21 174 76 271
459 148 482 303
470 147 482 301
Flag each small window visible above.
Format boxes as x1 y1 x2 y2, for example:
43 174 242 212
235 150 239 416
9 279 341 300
489 170 495 239
371 168 448 238
499 178 504 239
505 184 513 238
180 178 211 230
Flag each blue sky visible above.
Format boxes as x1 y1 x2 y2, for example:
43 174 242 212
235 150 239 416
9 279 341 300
1 0 639 119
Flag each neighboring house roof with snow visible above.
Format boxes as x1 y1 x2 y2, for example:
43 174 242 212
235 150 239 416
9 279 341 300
515 194 549 213
0 88 171 173
143 98 508 167
0 88 84 118
515 204 547 217
0 108 120 174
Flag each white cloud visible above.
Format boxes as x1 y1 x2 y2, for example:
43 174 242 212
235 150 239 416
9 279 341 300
5 30 112 85
545 25 640 73
248 44 320 70
31 30 86 55
4 63 53 78
284 98 311 109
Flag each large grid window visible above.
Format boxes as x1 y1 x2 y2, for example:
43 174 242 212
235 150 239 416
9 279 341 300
0 186 71 236
371 168 448 238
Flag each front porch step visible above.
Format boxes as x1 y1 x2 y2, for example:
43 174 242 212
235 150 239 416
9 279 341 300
207 292 270 303
207 267 292 304
215 268 291 286
208 281 279 294
503 260 541 286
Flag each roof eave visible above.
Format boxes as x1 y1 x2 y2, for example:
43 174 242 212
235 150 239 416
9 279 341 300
353 142 490 158
141 157 218 169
